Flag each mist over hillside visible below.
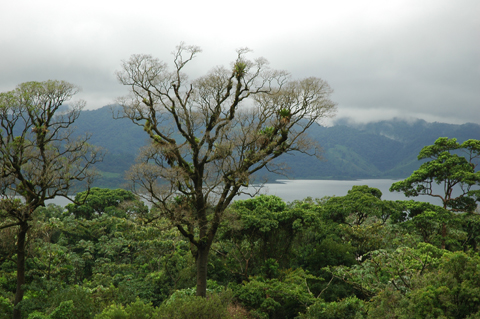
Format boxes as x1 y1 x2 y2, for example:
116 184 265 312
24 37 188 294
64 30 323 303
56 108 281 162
75 106 480 188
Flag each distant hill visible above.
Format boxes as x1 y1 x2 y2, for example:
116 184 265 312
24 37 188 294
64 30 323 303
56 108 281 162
73 106 480 188
278 118 480 180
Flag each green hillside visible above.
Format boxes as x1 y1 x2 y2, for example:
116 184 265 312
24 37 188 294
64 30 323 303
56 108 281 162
73 106 480 187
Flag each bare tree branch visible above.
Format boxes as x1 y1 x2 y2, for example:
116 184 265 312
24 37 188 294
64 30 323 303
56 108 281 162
115 44 336 297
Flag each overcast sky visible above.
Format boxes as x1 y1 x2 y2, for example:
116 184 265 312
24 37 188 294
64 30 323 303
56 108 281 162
1 0 478 125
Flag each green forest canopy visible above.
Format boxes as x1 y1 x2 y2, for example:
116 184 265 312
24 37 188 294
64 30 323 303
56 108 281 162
1 136 479 318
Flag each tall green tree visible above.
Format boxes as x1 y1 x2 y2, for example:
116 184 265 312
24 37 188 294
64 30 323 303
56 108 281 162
390 137 480 248
323 185 398 226
218 195 318 281
115 44 336 296
0 80 102 319
321 186 403 260
390 137 480 212
65 187 147 220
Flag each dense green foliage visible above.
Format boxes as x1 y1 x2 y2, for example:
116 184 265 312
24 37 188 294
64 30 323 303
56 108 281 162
390 137 480 212
1 138 480 318
1 190 478 318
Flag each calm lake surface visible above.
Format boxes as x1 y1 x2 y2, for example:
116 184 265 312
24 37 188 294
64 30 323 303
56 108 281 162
236 179 441 205
46 179 444 207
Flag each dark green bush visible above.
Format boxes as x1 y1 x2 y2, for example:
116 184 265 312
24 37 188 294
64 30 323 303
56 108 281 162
94 304 129 319
26 301 75 319
231 268 316 319
49 301 75 319
0 296 13 319
157 293 230 319
94 298 159 319
298 296 367 319
49 286 95 319
27 312 48 319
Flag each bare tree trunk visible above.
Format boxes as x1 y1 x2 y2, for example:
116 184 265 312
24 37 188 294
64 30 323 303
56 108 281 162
13 222 28 319
196 244 210 297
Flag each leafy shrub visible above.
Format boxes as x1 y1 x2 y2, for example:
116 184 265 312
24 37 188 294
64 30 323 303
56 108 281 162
27 312 48 319
231 268 316 319
94 304 129 319
94 298 161 319
163 280 225 306
0 296 13 319
298 296 367 319
124 298 159 319
26 301 75 319
157 293 231 319
49 301 75 319
48 286 95 319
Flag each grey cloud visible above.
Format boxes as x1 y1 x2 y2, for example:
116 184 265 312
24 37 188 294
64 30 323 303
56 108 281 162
0 0 478 125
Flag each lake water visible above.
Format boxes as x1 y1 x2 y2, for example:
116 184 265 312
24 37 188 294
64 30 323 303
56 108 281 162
236 179 442 205
46 179 445 207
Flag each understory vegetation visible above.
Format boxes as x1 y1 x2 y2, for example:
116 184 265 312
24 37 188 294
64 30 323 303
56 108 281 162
1 185 479 318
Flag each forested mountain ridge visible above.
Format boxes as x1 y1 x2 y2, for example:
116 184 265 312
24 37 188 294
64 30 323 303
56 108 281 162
285 118 480 180
76 106 480 187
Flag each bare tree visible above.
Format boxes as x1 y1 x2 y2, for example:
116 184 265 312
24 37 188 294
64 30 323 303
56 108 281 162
115 44 336 297
0 80 102 319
